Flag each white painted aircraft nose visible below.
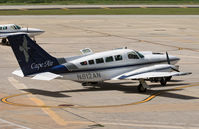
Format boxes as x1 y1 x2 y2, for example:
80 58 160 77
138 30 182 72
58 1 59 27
29 28 45 33
170 55 180 65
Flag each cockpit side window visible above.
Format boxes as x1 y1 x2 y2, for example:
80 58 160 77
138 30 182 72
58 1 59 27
12 25 17 30
0 27 2 30
114 55 123 61
105 56 114 63
128 52 139 59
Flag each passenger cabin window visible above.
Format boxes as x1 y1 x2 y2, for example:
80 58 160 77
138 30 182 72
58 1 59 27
128 52 139 59
80 61 87 65
88 60 94 65
3 26 7 30
105 56 114 63
114 55 123 61
96 58 104 64
0 26 7 30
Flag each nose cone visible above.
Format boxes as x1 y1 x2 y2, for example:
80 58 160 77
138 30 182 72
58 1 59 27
21 27 45 36
28 28 45 35
169 55 180 65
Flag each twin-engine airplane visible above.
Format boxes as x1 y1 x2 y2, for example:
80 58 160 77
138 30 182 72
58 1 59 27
0 24 44 45
8 34 191 92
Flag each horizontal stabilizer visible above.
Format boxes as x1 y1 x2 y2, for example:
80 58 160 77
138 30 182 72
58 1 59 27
31 72 62 81
12 68 24 77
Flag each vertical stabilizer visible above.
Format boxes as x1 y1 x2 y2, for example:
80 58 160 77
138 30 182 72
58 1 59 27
7 34 59 76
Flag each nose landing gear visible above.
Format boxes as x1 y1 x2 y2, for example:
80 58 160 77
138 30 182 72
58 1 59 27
137 79 150 92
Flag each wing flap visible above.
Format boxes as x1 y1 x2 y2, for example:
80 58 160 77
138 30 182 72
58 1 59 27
31 72 62 81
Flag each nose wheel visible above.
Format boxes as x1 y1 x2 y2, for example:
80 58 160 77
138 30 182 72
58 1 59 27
137 84 147 92
137 79 149 92
160 77 171 86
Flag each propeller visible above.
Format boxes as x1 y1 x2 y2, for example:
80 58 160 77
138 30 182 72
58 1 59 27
166 52 180 72
27 25 29 33
166 52 170 64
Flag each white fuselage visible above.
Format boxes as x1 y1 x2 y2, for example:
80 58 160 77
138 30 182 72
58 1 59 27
0 24 44 38
58 49 179 82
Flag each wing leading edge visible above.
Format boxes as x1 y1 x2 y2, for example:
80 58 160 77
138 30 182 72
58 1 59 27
112 64 191 80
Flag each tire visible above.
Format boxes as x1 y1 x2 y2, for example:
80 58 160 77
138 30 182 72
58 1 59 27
160 77 167 86
166 76 172 81
81 82 87 86
2 38 7 45
137 84 147 92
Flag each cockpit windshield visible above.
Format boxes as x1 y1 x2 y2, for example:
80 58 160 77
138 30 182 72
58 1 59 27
12 25 21 30
135 51 144 58
15 25 21 29
127 51 144 59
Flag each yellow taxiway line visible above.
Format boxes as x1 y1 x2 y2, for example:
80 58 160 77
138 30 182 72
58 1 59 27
5 77 68 126
1 83 199 109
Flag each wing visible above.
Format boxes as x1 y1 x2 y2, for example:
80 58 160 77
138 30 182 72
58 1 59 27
112 64 191 80
0 32 27 38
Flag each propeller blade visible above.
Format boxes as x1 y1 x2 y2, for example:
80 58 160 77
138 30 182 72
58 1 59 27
166 52 170 64
27 25 29 33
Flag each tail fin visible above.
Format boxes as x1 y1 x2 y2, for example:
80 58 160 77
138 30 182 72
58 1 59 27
7 34 59 76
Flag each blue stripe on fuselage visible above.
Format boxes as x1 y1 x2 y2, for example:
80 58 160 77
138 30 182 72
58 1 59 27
49 65 69 74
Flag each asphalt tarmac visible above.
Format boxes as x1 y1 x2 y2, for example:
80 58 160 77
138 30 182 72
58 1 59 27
0 15 199 129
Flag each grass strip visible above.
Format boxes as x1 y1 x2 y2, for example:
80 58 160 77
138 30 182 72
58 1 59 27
1 0 199 5
0 8 199 15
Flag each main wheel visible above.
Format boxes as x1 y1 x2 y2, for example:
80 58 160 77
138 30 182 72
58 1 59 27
137 84 147 92
1 38 10 46
1 38 7 45
160 77 167 86
166 76 172 81
81 82 87 86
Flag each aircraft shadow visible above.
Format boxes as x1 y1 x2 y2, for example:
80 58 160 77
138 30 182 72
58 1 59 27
21 82 199 100
22 89 71 98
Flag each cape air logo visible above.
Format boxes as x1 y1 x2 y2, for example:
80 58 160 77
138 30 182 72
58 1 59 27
31 60 54 70
19 35 30 63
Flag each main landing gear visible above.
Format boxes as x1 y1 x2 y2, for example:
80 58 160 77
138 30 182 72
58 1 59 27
160 76 172 86
1 38 9 45
81 82 101 88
